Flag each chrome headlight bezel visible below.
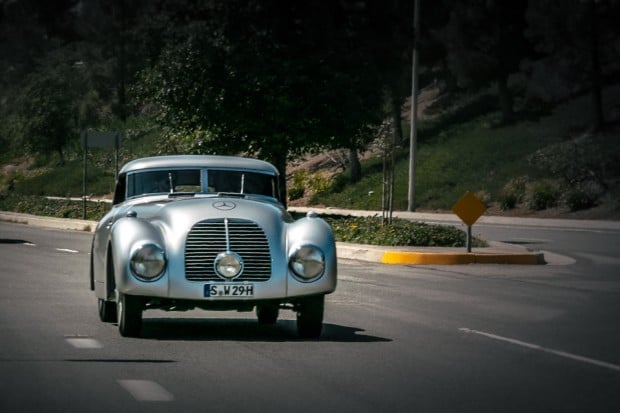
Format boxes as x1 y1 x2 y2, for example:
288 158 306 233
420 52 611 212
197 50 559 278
289 245 325 282
129 243 166 281
214 251 244 280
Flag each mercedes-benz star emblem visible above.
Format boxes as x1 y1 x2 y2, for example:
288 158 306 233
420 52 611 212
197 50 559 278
213 201 236 211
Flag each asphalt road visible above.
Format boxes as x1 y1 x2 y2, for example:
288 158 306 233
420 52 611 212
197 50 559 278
1 221 619 412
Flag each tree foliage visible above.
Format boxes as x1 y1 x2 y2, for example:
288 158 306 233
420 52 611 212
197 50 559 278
2 0 619 182
525 0 620 129
438 0 530 123
134 0 400 199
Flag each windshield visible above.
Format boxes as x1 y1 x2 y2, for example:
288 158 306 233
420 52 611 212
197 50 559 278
207 170 276 197
127 169 201 198
123 168 277 200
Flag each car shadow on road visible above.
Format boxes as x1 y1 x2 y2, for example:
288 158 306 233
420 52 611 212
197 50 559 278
139 317 391 343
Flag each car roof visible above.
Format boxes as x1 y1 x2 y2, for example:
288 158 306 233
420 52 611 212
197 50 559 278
119 155 279 175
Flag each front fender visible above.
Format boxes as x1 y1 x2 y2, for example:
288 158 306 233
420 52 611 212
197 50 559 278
286 216 337 296
109 217 168 296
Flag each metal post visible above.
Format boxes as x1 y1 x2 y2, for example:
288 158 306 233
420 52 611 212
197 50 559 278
82 131 87 220
467 226 472 253
407 0 421 211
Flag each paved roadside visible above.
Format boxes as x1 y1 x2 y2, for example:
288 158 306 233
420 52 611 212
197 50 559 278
0 209 558 265
0 211 96 232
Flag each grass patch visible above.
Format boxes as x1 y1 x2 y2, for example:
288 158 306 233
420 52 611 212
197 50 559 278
315 90 606 211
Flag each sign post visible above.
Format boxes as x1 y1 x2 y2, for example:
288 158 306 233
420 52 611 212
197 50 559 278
452 191 487 252
81 131 121 219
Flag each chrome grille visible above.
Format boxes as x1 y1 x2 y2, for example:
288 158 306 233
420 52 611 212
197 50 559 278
185 218 272 281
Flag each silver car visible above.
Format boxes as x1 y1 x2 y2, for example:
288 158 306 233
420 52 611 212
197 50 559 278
89 155 337 338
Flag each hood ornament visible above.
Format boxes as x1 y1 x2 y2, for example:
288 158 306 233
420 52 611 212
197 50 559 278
213 201 236 211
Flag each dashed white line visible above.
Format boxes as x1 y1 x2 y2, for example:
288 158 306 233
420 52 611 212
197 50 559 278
65 337 103 349
118 380 175 402
459 327 620 373
56 248 79 253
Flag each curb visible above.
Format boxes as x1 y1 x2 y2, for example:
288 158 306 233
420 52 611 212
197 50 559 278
335 241 546 265
1 211 546 265
380 250 545 265
0 211 96 232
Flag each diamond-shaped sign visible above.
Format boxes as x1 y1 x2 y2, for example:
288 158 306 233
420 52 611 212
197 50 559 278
452 191 486 227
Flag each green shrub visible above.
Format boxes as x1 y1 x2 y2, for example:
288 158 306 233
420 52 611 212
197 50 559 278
528 139 604 186
498 176 528 210
527 180 561 210
564 181 602 211
288 185 305 201
324 215 486 247
288 170 307 200
565 189 597 211
308 173 333 196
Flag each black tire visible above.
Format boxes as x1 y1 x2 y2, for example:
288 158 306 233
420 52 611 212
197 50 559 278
296 295 324 339
117 292 143 337
98 298 117 322
256 304 279 325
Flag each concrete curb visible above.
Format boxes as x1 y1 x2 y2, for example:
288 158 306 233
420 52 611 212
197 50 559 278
1 210 547 265
0 211 96 232
335 241 545 265
380 250 545 265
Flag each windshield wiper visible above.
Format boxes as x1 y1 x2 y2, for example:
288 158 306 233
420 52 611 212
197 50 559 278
216 192 246 198
168 192 196 198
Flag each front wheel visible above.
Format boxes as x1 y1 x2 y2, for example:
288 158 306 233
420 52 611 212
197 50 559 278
117 292 143 337
296 295 325 339
256 304 279 325
98 298 117 322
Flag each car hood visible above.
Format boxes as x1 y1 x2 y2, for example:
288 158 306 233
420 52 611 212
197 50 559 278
118 195 292 237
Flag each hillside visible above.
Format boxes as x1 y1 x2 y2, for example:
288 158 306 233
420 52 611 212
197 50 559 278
287 85 620 221
1 85 619 222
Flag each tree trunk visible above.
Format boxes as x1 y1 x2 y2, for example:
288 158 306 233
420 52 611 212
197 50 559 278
263 138 289 208
57 146 65 166
348 146 361 183
390 90 404 147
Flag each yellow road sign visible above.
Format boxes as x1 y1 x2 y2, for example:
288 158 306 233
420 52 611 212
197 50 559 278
452 191 486 227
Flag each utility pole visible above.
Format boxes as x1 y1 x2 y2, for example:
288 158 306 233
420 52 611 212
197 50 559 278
407 0 421 212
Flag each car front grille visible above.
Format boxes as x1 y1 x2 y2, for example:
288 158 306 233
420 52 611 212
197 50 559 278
185 218 272 281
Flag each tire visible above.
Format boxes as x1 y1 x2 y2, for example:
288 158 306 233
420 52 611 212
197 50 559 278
296 295 324 339
98 298 117 322
256 304 279 325
117 292 143 337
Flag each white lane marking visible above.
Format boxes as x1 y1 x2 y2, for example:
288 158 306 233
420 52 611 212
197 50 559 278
118 380 175 402
65 337 103 349
459 328 620 373
56 248 79 253
24 242 36 246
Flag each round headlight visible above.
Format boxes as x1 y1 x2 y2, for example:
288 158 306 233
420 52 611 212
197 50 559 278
289 245 325 281
130 243 166 281
214 251 243 279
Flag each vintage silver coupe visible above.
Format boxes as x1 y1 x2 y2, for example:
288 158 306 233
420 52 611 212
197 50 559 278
90 155 337 338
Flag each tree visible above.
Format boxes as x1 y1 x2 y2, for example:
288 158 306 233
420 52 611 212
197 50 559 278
135 0 391 200
14 45 104 163
438 0 530 124
526 0 620 130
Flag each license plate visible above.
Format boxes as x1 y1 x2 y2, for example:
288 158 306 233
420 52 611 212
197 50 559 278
204 283 254 297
